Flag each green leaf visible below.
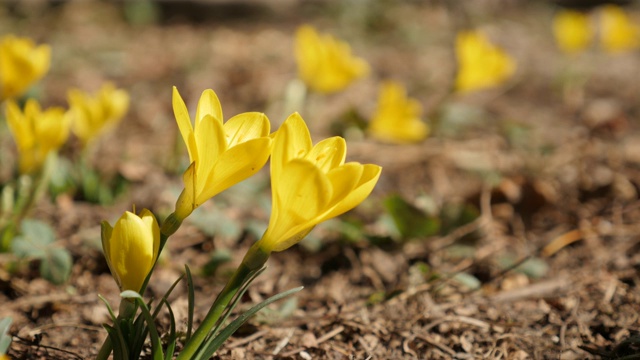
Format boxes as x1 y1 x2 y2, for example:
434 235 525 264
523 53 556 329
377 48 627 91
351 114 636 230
196 287 304 359
0 317 12 354
452 272 481 290
40 247 72 284
383 195 440 240
97 295 129 360
185 265 195 342
11 219 56 258
163 300 177 360
121 291 164 360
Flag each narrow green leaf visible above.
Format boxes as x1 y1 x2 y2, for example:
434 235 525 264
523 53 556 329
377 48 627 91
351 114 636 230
197 286 303 359
185 265 195 342
121 291 164 360
192 267 266 360
151 273 184 320
102 324 129 360
163 299 177 360
97 296 129 360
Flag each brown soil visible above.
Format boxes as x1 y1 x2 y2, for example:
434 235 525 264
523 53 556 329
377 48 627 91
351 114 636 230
1 1 640 359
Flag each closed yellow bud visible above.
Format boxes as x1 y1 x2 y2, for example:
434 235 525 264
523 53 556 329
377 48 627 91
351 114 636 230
0 35 50 101
5 99 70 174
101 209 160 293
295 25 369 94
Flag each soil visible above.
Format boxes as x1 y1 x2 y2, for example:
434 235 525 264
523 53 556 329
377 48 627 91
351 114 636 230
1 1 640 359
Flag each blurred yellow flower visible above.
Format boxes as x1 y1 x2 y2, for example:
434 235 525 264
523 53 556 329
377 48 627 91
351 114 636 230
68 83 129 145
454 30 516 93
295 25 370 94
172 87 272 221
101 209 160 292
5 99 71 174
256 113 381 253
553 9 593 54
599 5 639 53
0 35 50 101
369 81 429 144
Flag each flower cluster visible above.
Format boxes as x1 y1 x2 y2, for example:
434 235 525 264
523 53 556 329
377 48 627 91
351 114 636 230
553 5 640 54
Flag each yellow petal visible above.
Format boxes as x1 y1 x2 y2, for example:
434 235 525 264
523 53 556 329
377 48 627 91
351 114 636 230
198 137 272 203
305 136 346 172
324 163 381 220
172 87 197 163
326 163 364 206
175 162 197 221
139 209 161 262
100 220 118 286
194 114 226 197
223 112 270 147
195 89 223 127
5 99 32 150
271 113 312 179
263 159 333 252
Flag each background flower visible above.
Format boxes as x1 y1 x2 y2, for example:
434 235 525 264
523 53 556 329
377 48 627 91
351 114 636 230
295 25 369 94
369 81 429 144
0 35 50 101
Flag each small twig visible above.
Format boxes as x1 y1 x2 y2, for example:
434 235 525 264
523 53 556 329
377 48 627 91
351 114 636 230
489 276 571 303
271 329 294 355
316 325 344 344
423 315 491 332
226 329 268 349
13 335 84 360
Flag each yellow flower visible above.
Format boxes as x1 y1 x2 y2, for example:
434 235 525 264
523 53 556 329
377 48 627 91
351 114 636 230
256 113 381 253
5 99 70 174
454 30 516 93
0 35 50 101
295 25 370 94
101 209 160 292
553 9 593 54
368 81 429 144
68 83 129 145
599 5 639 53
172 87 272 221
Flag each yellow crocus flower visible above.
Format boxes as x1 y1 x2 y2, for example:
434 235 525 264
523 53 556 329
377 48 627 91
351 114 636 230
5 99 71 174
0 35 50 101
454 30 516 93
295 25 370 94
68 83 129 145
553 9 593 54
172 87 272 221
599 5 640 53
255 113 381 253
368 81 429 144
101 209 160 293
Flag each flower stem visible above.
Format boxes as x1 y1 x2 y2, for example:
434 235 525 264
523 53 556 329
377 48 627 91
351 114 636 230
177 243 270 359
